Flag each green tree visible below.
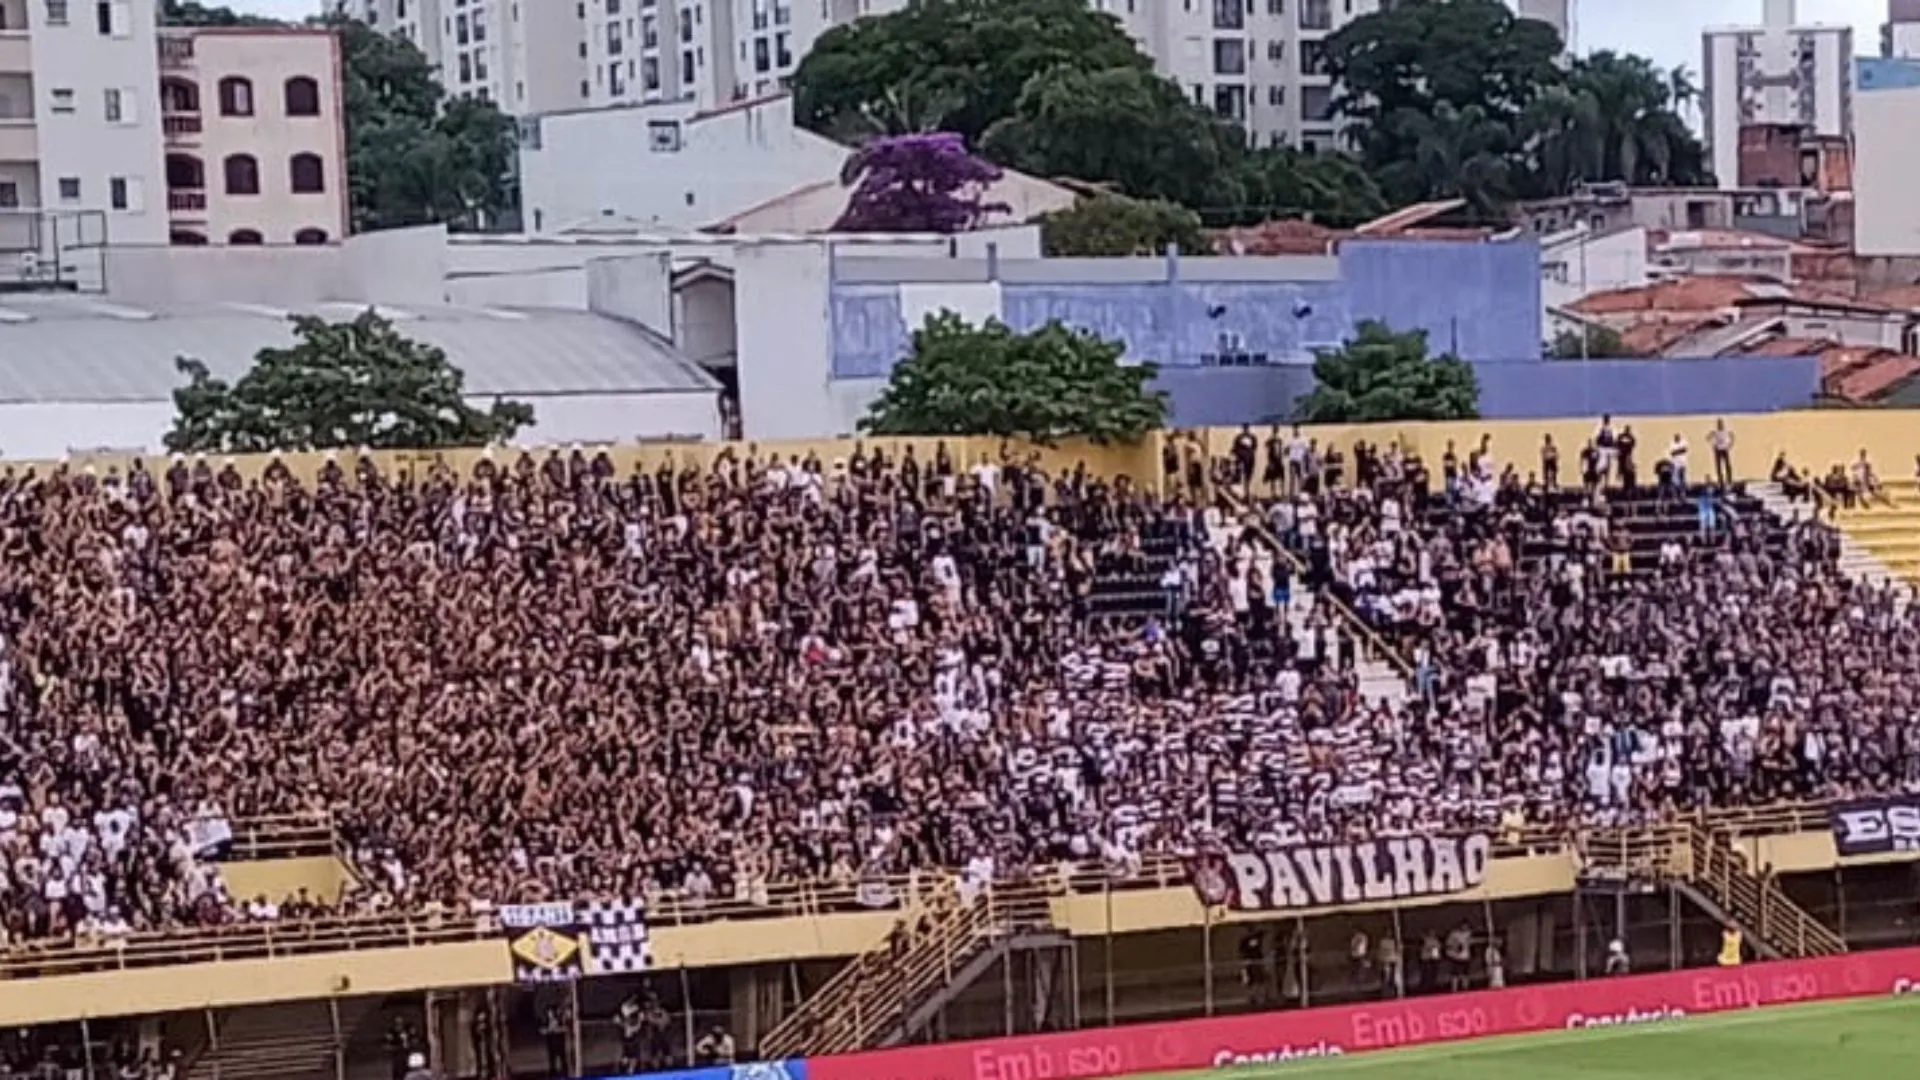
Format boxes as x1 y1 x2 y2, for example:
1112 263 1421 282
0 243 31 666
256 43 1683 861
166 311 534 453
1549 325 1631 359
861 313 1166 443
1296 321 1480 423
792 0 1151 147
329 16 518 231
982 66 1246 211
1232 148 1389 228
1326 0 1564 206
1037 195 1209 256
160 0 283 26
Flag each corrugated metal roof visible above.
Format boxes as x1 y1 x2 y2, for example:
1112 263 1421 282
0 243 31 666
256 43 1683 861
0 297 718 404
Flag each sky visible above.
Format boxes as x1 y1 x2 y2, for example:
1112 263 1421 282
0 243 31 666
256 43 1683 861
228 0 1889 77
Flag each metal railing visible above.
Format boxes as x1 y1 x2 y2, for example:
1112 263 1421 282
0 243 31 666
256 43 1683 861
761 880 1056 1058
0 801 1847 977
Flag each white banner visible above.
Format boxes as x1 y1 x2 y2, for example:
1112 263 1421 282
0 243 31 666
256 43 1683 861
1187 834 1493 911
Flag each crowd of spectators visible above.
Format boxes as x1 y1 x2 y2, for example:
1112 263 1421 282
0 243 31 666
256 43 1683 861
0 425 1911 945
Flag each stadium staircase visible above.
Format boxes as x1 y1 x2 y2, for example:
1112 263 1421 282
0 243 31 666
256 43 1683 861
185 998 380 1080
757 881 1066 1057
1824 477 1920 586
1085 517 1187 622
1217 492 1411 707
1582 824 1845 960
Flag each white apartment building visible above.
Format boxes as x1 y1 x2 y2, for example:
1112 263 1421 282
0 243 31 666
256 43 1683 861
2 0 169 244
359 0 1565 148
1702 0 1854 189
344 0 584 114
159 28 350 246
0 4 346 250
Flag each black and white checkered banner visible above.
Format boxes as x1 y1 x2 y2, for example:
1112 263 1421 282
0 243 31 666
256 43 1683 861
499 899 653 983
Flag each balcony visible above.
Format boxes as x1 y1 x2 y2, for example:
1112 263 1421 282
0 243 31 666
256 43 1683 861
0 32 28 75
162 114 202 143
167 190 206 214
158 34 195 70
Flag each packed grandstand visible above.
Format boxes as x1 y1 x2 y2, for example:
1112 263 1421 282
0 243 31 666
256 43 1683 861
0 426 1899 935
1 422 1918 1080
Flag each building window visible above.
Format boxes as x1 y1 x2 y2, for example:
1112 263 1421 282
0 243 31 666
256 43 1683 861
51 88 74 114
45 0 69 26
57 177 79 202
165 153 203 189
161 77 199 113
294 227 329 245
223 153 260 195
289 153 325 193
170 229 208 246
0 182 17 209
284 77 320 117
218 77 254 117
228 229 263 245
109 176 141 210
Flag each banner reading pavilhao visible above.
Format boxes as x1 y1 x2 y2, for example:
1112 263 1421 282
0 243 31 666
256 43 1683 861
1185 834 1493 911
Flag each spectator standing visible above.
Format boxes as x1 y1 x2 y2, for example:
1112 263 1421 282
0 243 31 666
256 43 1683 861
1709 420 1735 487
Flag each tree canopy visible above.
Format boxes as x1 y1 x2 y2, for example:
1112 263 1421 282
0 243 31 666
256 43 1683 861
1037 195 1209 257
330 17 518 232
1295 321 1480 424
793 0 1151 147
834 133 1009 233
793 0 1381 228
861 313 1166 444
166 311 533 453
1328 0 1710 211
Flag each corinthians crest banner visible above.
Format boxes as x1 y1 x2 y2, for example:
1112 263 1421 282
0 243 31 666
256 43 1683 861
1185 834 1493 912
499 899 655 983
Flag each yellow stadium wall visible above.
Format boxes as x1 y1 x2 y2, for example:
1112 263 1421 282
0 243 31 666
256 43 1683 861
41 410 1918 497
0 942 509 1026
217 857 354 909
1198 410 1920 487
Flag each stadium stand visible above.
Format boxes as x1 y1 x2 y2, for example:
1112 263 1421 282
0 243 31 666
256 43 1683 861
0 416 1915 1079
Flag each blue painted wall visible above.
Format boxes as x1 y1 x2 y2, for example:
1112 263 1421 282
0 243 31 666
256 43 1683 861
1152 357 1820 427
826 240 1816 423
1001 280 1350 369
1338 239 1544 362
1858 57 1920 92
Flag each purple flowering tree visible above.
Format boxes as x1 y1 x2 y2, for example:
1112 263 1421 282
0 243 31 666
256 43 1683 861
832 132 1011 234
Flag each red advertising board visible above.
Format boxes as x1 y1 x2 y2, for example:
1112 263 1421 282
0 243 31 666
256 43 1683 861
807 947 1920 1080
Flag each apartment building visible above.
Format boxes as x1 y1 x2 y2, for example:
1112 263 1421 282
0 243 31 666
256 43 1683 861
159 28 350 246
359 0 1566 148
1 0 169 244
0 3 346 248
1702 0 1854 189
1890 0 1920 58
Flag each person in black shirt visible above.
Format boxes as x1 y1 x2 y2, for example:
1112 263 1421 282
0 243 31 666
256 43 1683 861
1239 928 1270 1006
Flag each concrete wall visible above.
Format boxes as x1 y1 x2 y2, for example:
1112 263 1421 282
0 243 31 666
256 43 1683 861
1151 356 1820 428
1854 84 1920 257
0 391 722 460
1339 238 1544 361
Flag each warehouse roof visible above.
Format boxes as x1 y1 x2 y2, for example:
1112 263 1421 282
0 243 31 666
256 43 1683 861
0 297 719 403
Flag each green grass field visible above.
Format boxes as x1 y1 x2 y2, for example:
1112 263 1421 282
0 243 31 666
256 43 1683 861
1150 995 1920 1080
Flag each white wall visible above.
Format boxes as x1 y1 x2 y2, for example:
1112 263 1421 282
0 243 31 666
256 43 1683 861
519 95 847 233
1854 86 1920 257
0 390 719 459
732 242 835 439
28 0 167 244
1540 227 1648 316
